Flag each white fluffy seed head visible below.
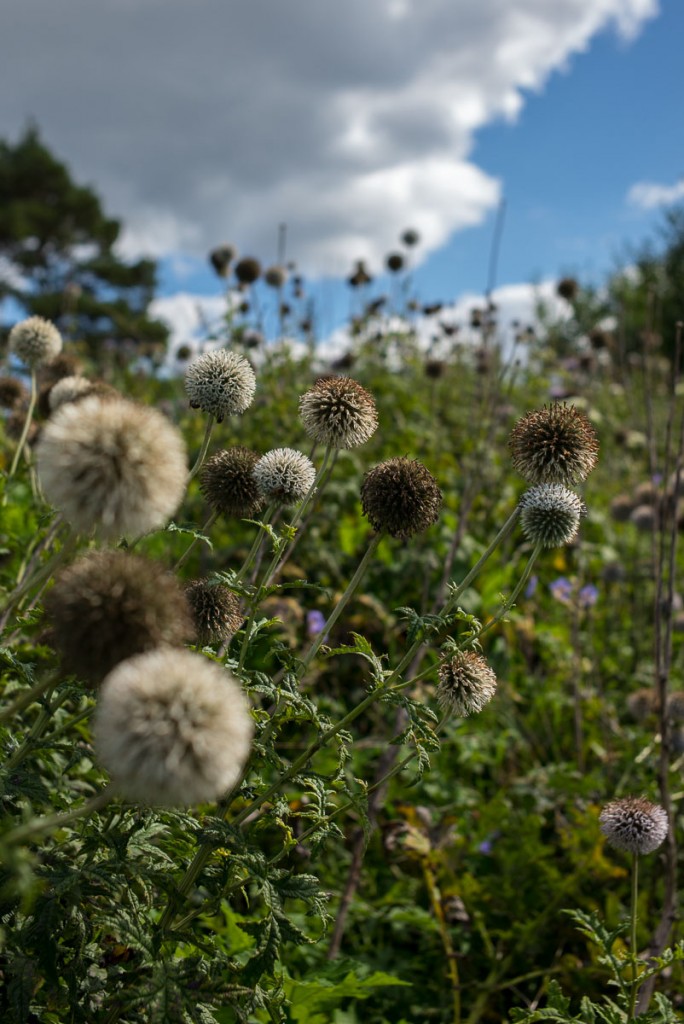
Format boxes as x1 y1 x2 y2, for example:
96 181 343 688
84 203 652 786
599 797 669 855
48 375 95 412
254 448 316 506
184 349 256 422
519 484 586 547
9 316 63 368
93 648 253 807
36 396 188 540
299 377 378 449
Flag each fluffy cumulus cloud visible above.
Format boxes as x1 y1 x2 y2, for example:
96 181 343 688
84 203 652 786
628 178 684 209
0 0 656 276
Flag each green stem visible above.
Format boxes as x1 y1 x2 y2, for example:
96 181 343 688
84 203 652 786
236 503 276 583
3 686 70 773
7 369 37 482
0 672 58 725
173 511 218 572
443 506 520 615
4 787 115 846
187 413 215 484
628 852 639 1022
1 531 78 625
461 541 542 647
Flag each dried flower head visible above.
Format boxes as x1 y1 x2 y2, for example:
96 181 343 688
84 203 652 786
185 349 256 423
401 228 420 247
519 484 586 548
200 446 264 519
386 252 404 273
209 243 237 277
234 256 261 284
46 552 194 684
0 376 27 409
509 404 599 486
599 797 668 855
264 265 287 288
630 504 656 532
299 376 378 449
37 352 82 387
610 494 635 522
437 650 498 716
361 457 442 539
348 260 372 288
36 396 187 539
186 578 244 646
557 277 579 302
48 375 97 412
8 316 63 369
626 688 658 722
93 648 253 807
666 691 684 722
254 448 316 506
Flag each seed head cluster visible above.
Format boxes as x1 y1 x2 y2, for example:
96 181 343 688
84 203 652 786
93 649 253 807
509 404 599 486
200 447 264 519
185 349 256 422
36 396 188 540
599 797 668 855
437 650 498 717
519 484 586 547
299 377 378 449
46 551 194 684
9 316 63 368
254 448 316 506
361 457 442 539
186 579 244 646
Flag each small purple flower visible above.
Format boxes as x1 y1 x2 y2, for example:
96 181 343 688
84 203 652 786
306 610 326 637
478 839 493 855
525 574 538 598
549 577 573 604
578 584 598 609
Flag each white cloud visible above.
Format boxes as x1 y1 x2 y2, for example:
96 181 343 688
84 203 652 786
627 178 684 209
150 293 228 353
0 0 658 276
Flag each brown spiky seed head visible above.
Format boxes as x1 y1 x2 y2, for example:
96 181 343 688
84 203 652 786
264 265 287 288
386 252 404 273
45 551 194 684
519 484 586 548
93 648 253 807
9 316 63 368
509 403 599 486
299 376 378 449
557 277 579 302
626 688 658 723
0 376 28 409
599 797 668 855
185 349 256 422
186 578 244 646
234 257 261 284
209 243 237 277
401 228 420 247
437 650 498 717
200 446 265 519
361 457 442 539
37 352 83 387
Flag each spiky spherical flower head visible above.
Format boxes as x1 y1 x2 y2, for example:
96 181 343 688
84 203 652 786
264 265 287 288
0 376 27 409
254 448 316 507
519 484 586 548
401 228 420 247
209 243 237 277
93 648 253 807
45 552 194 684
184 349 256 423
509 403 599 486
599 797 668 855
48 375 97 412
386 252 404 273
36 396 187 540
200 446 265 519
186 578 244 646
437 650 497 717
557 277 579 302
361 457 442 539
9 316 63 369
299 376 378 449
37 351 82 387
234 256 261 284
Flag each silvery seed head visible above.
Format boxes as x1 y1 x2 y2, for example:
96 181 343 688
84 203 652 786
299 377 378 449
519 484 586 548
599 797 668 855
186 578 244 646
437 650 498 717
200 446 265 519
9 316 63 369
48 375 97 412
361 457 442 539
185 349 256 423
509 403 599 486
36 396 187 540
254 448 316 506
94 648 253 807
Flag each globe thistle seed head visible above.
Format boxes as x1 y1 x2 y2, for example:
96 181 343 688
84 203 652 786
9 316 63 369
509 404 599 486
557 276 579 302
610 494 635 522
519 484 586 548
264 264 287 288
599 797 668 855
626 688 658 723
46 551 194 684
186 578 244 646
437 650 498 717
209 243 237 277
184 349 256 423
93 648 253 807
36 396 187 540
630 504 656 532
48 375 96 412
666 691 684 722
254 448 316 506
299 376 378 449
401 228 420 247
37 352 82 387
200 446 265 519
0 375 28 409
361 457 442 539
386 252 404 273
234 256 261 285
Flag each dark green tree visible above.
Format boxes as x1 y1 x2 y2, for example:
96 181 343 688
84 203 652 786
0 125 168 360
